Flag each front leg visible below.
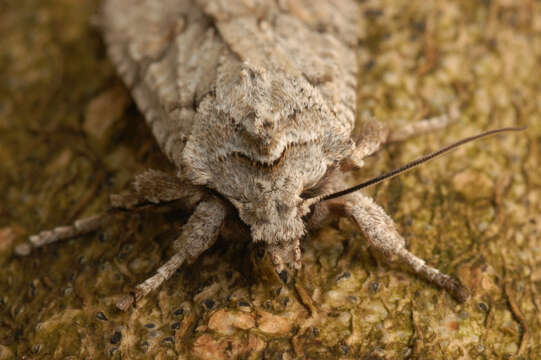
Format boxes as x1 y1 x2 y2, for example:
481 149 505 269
116 196 227 311
348 114 454 169
330 193 470 303
387 113 454 142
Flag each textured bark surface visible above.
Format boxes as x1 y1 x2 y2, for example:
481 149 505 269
1 0 540 359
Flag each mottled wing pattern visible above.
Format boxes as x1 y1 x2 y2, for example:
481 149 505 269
278 0 360 47
102 0 360 180
101 0 225 169
277 0 359 130
199 0 359 133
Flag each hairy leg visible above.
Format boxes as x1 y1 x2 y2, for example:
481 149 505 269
348 113 454 169
116 196 227 310
387 113 454 142
16 169 205 256
329 193 469 302
15 213 109 256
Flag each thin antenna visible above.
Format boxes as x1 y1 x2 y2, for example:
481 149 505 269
320 126 526 202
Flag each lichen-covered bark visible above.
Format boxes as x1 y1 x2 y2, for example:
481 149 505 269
1 0 540 359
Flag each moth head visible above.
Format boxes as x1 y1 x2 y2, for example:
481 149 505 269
228 184 312 274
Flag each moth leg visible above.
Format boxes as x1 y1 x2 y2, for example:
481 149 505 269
387 113 453 142
116 196 227 311
15 213 112 256
347 119 390 169
329 193 470 303
347 114 454 170
16 169 205 256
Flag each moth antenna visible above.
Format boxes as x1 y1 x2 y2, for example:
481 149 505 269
319 126 526 202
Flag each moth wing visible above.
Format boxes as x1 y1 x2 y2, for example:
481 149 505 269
199 0 359 132
101 0 225 167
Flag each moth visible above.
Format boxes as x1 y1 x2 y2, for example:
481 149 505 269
16 0 523 310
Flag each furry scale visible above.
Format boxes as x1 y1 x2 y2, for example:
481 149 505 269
19 0 470 309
